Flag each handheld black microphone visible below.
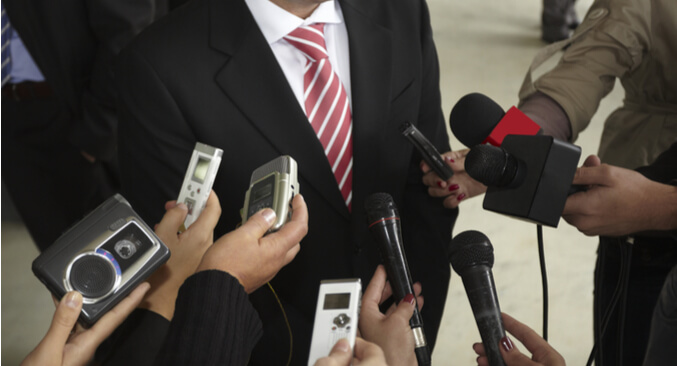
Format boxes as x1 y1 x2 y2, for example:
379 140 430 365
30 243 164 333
466 144 586 196
365 192 431 366
449 93 541 148
449 230 506 366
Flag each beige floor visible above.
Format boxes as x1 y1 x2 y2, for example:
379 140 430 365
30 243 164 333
1 0 624 364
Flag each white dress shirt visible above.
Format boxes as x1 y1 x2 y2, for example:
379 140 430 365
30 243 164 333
244 0 352 116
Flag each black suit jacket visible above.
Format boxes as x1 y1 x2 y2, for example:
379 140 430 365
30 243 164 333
3 0 167 160
117 0 456 363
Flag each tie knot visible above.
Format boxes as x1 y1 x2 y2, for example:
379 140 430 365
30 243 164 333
284 23 328 63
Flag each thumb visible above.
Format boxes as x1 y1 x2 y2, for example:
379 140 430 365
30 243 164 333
241 208 277 238
327 338 352 362
155 202 189 238
313 338 352 366
498 336 539 366
38 292 83 354
392 293 416 323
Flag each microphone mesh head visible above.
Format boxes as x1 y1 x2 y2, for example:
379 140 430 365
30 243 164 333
449 93 505 147
464 145 518 187
448 230 494 276
365 192 399 224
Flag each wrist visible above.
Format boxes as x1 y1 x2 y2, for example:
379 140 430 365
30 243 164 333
653 185 677 231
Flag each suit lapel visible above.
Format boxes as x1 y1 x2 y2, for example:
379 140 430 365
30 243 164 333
340 0 392 218
209 0 351 218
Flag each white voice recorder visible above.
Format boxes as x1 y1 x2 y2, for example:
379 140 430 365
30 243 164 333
241 155 299 233
177 142 223 232
307 279 362 365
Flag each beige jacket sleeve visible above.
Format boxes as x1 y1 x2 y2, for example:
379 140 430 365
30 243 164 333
518 0 650 141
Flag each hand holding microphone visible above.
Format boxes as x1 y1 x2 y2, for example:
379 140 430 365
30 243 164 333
422 92 546 210
472 313 565 366
449 230 506 366
365 193 431 366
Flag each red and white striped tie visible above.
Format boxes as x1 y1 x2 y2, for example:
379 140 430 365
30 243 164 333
285 23 353 209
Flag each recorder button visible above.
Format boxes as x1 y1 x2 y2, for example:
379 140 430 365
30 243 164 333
333 313 350 328
109 218 127 232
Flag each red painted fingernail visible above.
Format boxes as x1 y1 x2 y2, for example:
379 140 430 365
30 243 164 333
457 193 466 201
501 336 514 352
437 181 444 188
403 293 415 306
445 157 455 163
448 184 459 191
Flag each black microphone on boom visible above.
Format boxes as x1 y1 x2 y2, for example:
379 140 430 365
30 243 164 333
449 230 506 366
365 192 431 366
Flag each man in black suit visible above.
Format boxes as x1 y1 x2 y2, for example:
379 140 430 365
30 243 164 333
1 0 167 250
116 0 456 363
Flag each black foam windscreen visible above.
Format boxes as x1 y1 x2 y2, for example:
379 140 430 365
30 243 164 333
465 144 520 187
448 230 495 275
449 93 505 147
365 192 399 223
70 255 116 298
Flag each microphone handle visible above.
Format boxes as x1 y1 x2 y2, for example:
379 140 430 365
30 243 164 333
462 267 506 366
371 220 431 365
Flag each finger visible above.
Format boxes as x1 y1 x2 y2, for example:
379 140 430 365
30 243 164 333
184 190 222 237
38 291 83 354
413 282 422 297
472 342 486 356
164 200 178 210
390 293 416 324
353 337 386 362
423 171 449 190
497 335 540 366
571 164 614 187
476 355 490 366
80 283 151 348
264 194 309 251
380 280 393 304
501 313 554 359
583 154 602 167
363 265 388 307
282 242 301 266
155 202 189 239
442 194 461 209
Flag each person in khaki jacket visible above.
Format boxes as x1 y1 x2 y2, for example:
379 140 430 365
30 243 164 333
423 0 677 364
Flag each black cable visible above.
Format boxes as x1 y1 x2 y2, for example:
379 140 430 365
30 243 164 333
585 238 633 366
537 225 548 341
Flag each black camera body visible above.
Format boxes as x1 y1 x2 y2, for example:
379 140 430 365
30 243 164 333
32 194 170 327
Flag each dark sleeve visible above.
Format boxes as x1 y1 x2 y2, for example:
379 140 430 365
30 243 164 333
399 0 456 350
635 142 677 185
70 0 168 160
116 46 196 225
96 308 171 366
643 264 677 365
154 270 263 366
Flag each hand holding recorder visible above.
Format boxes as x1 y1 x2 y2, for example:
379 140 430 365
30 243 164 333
313 338 388 366
197 194 308 293
21 284 150 366
421 149 487 209
140 191 221 320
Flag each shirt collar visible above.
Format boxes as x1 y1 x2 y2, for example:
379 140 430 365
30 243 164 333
245 0 343 44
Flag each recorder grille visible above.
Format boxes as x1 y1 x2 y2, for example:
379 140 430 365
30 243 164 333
251 156 290 182
69 255 116 299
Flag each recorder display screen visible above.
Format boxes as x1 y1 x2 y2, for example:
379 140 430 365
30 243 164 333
192 157 210 183
323 293 351 310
